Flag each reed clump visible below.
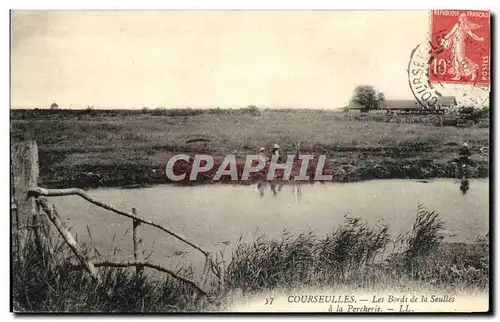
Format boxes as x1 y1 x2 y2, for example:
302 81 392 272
224 207 488 294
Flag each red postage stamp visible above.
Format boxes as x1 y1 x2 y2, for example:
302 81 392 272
429 10 490 86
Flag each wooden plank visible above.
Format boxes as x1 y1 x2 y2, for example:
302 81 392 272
219 259 225 292
200 253 213 291
198 253 213 310
11 141 49 257
11 165 21 262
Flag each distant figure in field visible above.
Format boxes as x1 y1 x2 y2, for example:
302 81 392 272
256 146 268 197
459 142 474 167
458 142 471 179
267 144 283 196
460 142 470 162
258 147 268 163
271 143 281 160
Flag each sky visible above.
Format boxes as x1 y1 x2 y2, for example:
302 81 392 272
11 10 431 109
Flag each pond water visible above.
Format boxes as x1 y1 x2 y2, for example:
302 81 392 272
51 179 489 273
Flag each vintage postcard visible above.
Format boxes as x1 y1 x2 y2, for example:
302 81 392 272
10 10 490 313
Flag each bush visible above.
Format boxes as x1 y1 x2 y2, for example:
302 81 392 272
240 105 260 116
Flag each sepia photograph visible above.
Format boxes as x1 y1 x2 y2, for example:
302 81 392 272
10 9 490 313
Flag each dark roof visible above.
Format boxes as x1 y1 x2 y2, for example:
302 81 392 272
436 96 457 106
383 100 420 110
349 96 457 110
384 97 457 109
348 100 365 110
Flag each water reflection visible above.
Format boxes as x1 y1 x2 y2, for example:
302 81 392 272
459 160 470 195
53 178 488 270
460 179 470 195
258 178 472 198
257 181 302 202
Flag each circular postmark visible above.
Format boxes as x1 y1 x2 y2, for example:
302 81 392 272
407 42 441 109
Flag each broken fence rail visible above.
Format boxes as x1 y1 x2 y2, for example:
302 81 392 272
66 260 207 295
29 186 217 295
28 187 208 256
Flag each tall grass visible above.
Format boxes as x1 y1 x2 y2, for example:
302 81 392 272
224 208 488 295
403 205 445 275
12 231 201 312
12 206 488 312
318 216 390 280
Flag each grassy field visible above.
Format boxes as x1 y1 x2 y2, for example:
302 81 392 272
12 206 489 312
10 108 489 187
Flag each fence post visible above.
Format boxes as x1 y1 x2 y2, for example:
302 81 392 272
197 252 213 310
32 210 44 257
11 141 49 259
219 259 225 292
132 207 143 276
201 252 213 291
11 165 21 263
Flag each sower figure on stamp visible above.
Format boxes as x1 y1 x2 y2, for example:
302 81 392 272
439 13 485 81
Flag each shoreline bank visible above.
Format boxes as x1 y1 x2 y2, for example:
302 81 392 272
39 157 489 189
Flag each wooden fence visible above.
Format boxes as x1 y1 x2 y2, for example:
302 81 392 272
12 141 223 299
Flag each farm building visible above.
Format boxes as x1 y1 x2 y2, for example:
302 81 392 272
384 100 421 110
347 100 365 114
383 99 448 115
347 96 456 115
435 96 458 110
383 97 456 112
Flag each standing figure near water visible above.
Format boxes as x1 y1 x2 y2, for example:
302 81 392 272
271 143 281 160
270 143 284 195
460 142 471 162
458 142 471 179
258 147 268 163
256 147 268 197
